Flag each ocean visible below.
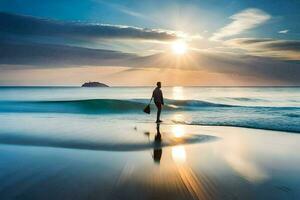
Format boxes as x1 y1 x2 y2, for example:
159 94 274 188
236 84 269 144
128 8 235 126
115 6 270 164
0 86 299 133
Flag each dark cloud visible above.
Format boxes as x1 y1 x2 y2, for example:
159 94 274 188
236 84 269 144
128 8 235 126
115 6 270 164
229 38 300 51
127 50 300 84
231 38 274 44
226 38 300 60
0 12 178 41
262 41 300 51
0 42 137 68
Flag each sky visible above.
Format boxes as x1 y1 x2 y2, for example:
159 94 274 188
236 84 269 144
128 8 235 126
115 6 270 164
0 0 299 86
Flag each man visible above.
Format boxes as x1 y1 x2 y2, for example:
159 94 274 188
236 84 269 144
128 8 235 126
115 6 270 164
152 82 164 123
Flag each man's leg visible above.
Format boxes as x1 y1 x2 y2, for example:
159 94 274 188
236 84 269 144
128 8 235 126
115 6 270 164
156 103 161 122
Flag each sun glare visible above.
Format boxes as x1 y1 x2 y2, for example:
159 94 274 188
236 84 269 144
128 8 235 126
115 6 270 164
172 146 186 163
172 125 185 138
172 86 184 100
171 40 187 55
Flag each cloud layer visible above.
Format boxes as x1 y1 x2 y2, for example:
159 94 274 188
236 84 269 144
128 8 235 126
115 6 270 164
210 8 271 41
0 42 137 67
1 41 299 84
225 38 300 60
0 12 178 41
0 11 299 86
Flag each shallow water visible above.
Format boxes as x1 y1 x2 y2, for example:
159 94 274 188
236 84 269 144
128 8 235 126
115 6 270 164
0 86 299 132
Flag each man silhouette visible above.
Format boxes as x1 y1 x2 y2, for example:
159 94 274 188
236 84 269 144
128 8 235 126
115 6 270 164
152 82 164 123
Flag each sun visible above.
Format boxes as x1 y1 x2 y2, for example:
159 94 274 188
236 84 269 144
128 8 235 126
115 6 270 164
171 40 187 55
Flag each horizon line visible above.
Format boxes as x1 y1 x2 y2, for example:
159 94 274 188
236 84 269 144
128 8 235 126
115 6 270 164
1 85 300 88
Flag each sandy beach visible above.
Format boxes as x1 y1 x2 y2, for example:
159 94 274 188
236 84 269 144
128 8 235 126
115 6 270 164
1 118 300 200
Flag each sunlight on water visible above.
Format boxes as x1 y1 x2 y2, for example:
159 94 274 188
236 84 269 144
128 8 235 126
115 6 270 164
214 132 269 183
172 145 186 163
0 87 299 132
172 86 184 100
172 113 185 121
172 125 185 138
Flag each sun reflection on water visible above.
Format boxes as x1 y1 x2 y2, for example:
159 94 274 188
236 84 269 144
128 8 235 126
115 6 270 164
172 86 184 100
172 146 186 163
171 125 187 162
212 131 269 183
172 125 185 138
173 113 184 122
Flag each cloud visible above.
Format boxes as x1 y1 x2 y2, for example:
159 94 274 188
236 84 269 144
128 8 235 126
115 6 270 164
94 0 147 19
0 41 299 85
210 8 271 41
278 29 289 34
130 50 300 84
0 12 179 41
225 38 300 60
0 42 137 68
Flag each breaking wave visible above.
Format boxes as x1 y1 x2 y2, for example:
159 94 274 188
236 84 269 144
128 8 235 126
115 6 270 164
0 99 237 114
1 98 299 133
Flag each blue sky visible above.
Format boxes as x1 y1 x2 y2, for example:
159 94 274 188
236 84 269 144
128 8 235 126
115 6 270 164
1 0 299 37
0 0 299 85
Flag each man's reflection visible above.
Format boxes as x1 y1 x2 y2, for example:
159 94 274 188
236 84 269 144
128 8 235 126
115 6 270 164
153 123 162 164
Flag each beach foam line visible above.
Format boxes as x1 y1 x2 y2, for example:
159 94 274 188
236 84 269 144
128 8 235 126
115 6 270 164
172 120 300 134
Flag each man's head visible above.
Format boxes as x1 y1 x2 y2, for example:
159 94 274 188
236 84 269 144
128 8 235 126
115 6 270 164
156 82 161 88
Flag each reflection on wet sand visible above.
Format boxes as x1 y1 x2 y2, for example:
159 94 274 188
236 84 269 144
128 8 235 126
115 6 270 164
172 145 186 163
170 125 217 200
214 132 268 183
4 120 292 200
141 123 216 164
172 125 185 138
153 123 162 163
1 122 298 200
144 124 218 199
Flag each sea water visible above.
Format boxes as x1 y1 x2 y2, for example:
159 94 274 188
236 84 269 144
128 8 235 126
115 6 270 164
0 86 299 133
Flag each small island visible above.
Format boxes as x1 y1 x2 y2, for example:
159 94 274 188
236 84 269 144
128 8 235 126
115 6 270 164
81 82 109 87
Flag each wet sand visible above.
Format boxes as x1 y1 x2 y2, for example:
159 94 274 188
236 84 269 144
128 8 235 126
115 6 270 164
0 121 300 200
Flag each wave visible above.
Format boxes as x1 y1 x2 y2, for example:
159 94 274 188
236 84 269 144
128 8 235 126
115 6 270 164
284 113 300 118
0 99 145 114
0 99 238 114
172 120 300 133
0 98 298 114
218 97 269 102
1 99 299 133
165 99 234 108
